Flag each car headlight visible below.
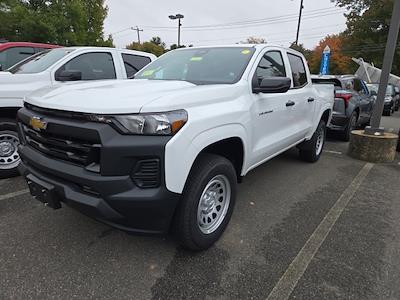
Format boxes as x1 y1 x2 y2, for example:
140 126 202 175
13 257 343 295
90 110 188 135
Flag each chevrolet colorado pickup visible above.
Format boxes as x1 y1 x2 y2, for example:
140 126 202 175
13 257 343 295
0 47 155 178
17 45 334 250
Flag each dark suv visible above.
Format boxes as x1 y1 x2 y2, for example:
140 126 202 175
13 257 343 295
312 75 375 141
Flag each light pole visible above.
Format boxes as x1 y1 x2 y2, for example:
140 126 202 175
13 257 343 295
295 0 304 45
365 0 400 135
169 14 184 47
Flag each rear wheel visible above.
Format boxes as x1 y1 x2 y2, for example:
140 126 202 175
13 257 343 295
299 119 326 163
0 118 20 179
342 112 357 142
174 153 237 251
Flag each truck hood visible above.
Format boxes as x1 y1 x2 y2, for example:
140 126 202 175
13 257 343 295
0 72 50 101
26 79 244 114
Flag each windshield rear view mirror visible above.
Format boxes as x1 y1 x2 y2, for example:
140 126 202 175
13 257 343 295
253 77 292 94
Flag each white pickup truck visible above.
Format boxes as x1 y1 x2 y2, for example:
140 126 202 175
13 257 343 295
0 47 155 178
17 45 334 250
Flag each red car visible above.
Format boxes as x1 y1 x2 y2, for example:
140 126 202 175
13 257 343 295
0 42 60 71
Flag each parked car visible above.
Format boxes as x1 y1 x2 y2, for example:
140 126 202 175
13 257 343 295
313 75 375 141
394 86 400 111
0 47 156 178
367 83 399 114
0 42 60 71
17 45 334 250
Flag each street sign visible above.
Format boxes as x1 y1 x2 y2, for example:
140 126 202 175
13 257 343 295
320 46 331 75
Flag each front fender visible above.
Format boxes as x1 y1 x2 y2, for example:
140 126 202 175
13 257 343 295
164 124 248 194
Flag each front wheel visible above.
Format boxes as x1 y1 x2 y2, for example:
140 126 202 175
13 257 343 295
299 119 326 163
174 153 237 251
0 118 21 179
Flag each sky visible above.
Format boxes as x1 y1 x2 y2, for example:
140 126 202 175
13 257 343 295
103 0 348 50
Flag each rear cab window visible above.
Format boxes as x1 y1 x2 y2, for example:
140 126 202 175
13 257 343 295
287 53 308 88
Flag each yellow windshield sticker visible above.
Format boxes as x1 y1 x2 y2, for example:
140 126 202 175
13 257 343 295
242 49 251 55
142 70 155 76
190 57 203 61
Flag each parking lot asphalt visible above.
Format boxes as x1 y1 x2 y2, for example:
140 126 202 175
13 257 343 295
0 113 399 300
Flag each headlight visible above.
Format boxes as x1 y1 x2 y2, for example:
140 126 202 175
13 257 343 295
385 97 392 102
91 110 188 135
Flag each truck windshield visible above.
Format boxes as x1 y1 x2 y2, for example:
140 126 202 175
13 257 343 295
135 47 256 85
8 48 74 74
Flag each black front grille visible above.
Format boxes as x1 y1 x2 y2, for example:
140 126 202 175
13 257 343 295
132 159 160 188
23 125 100 167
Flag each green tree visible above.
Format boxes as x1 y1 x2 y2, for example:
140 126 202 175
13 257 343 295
0 0 113 47
332 0 400 75
127 37 166 56
290 42 313 62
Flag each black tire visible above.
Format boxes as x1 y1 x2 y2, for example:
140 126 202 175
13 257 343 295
174 153 237 251
0 118 20 179
383 110 390 116
342 112 357 142
299 119 326 163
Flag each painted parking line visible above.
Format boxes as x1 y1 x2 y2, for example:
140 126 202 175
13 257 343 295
266 162 374 300
0 189 30 201
323 150 343 155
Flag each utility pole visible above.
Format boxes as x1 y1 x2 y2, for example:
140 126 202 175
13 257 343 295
169 14 184 47
132 26 143 44
365 0 400 135
295 0 304 45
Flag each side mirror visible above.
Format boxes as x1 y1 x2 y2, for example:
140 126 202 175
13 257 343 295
55 70 82 82
370 90 377 96
253 77 292 94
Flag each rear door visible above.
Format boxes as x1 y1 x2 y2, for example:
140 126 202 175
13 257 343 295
284 52 315 142
354 78 374 121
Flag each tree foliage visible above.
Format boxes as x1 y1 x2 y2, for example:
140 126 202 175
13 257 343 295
332 0 400 75
0 0 113 46
126 37 166 56
243 37 267 44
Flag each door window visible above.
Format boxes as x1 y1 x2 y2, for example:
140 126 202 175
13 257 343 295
0 46 35 69
56 52 116 81
354 79 368 95
287 53 308 88
255 51 286 84
122 54 151 78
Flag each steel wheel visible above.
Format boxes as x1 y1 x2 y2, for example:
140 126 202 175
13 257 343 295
197 175 231 235
315 126 325 156
0 132 20 170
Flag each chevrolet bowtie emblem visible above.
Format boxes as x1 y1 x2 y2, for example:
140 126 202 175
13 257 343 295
30 116 47 131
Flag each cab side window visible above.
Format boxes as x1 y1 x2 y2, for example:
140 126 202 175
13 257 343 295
56 52 116 81
287 53 308 88
122 54 152 78
255 51 286 84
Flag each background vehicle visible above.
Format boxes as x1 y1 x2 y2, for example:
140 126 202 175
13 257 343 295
0 42 59 71
367 83 399 114
18 45 334 250
313 75 375 141
0 47 156 178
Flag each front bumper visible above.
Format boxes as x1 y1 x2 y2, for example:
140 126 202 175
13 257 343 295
17 107 181 234
384 102 393 111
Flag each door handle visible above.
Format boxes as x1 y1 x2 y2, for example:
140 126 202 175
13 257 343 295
286 101 296 107
308 97 315 102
